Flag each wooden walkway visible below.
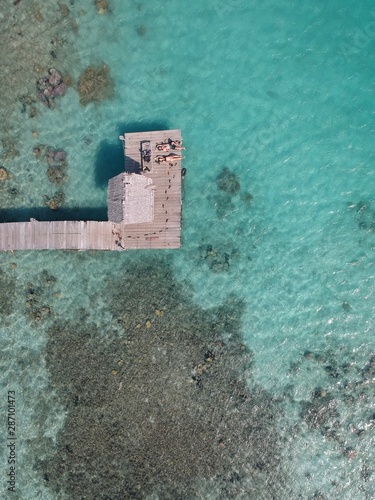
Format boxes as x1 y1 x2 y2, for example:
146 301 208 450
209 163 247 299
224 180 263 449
0 130 183 251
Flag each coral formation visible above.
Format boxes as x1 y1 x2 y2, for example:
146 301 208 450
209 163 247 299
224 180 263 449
216 167 241 194
0 167 9 181
58 4 70 17
0 167 20 208
213 168 253 218
7 186 19 198
40 258 289 499
34 145 68 186
95 0 110 15
37 69 68 108
301 388 339 430
47 167 67 186
213 191 235 219
1 138 19 160
295 347 375 465
43 191 65 210
20 93 38 118
241 191 254 205
24 271 56 322
77 63 114 106
0 269 16 316
136 25 147 37
0 1 79 140
348 200 375 231
198 243 240 273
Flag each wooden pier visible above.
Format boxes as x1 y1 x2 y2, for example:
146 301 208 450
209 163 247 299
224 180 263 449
0 130 183 251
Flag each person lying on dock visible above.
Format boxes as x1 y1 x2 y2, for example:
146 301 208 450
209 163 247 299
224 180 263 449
155 143 171 151
155 155 169 163
155 154 185 163
167 153 185 160
155 141 186 151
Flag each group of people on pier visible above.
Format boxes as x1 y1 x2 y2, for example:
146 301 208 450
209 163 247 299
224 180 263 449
154 138 185 164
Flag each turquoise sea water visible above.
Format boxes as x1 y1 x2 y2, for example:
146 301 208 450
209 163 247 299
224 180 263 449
1 0 375 498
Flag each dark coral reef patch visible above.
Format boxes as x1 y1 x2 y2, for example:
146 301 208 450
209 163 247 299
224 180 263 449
213 167 253 219
43 191 65 210
348 200 375 231
216 167 241 195
37 68 68 108
77 63 114 106
24 270 57 323
95 0 111 15
40 258 289 499
0 268 16 316
296 347 375 468
34 144 68 186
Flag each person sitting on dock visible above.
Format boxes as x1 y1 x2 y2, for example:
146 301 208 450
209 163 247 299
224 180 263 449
169 139 185 150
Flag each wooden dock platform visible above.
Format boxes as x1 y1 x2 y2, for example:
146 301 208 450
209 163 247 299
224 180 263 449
0 130 183 251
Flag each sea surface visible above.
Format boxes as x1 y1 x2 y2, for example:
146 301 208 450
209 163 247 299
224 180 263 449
0 0 374 498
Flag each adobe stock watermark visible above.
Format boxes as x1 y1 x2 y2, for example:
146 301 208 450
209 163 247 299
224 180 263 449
248 107 292 163
341 9 375 61
213 0 242 18
6 391 16 493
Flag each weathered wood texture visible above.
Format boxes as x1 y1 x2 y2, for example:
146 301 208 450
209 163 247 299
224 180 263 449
0 130 182 251
107 173 125 223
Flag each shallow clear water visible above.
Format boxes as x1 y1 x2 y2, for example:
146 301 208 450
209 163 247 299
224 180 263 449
0 0 374 498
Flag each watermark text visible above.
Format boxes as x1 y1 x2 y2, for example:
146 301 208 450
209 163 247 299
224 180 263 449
6 391 16 493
